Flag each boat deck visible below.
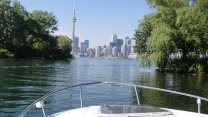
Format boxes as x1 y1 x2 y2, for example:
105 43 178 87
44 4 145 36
49 105 208 117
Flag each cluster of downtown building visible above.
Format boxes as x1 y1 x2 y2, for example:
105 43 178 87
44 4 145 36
73 34 137 59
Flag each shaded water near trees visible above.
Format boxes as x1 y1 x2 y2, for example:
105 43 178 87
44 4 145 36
0 58 208 116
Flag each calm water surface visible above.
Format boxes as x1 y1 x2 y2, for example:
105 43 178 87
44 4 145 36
0 58 208 116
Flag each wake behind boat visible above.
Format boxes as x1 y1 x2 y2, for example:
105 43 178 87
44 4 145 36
18 81 208 117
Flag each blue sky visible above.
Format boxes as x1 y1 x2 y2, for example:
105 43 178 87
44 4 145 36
20 0 153 48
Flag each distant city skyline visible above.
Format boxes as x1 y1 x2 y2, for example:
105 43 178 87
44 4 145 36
20 0 154 47
73 33 136 59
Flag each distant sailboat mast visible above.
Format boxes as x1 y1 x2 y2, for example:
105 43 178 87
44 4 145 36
72 0 77 54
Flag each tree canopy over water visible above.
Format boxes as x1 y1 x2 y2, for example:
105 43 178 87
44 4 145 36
0 0 72 59
135 0 208 73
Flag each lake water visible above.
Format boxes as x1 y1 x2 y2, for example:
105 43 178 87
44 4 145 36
0 58 208 116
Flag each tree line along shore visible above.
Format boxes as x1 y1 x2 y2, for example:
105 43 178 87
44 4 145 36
0 0 72 60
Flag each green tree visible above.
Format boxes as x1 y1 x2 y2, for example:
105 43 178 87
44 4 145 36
147 23 176 71
57 35 72 50
27 10 59 59
56 35 72 59
135 0 208 72
0 0 72 59
0 0 29 57
134 14 155 54
30 10 58 34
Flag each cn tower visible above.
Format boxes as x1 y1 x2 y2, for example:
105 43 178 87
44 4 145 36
72 0 77 54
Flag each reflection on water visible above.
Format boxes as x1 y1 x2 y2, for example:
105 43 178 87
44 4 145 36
134 72 208 113
0 58 208 116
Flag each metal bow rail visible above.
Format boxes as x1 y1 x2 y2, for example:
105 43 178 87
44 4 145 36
18 81 208 117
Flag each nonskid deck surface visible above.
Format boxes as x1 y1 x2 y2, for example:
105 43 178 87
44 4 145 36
100 105 173 117
101 105 172 115
49 105 208 117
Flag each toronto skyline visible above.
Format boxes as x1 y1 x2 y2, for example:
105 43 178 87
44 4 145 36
20 0 154 48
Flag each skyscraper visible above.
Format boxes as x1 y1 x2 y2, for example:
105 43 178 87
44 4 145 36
111 34 117 43
95 46 102 57
112 47 117 57
116 39 123 57
110 42 116 48
124 37 129 45
73 37 79 54
80 42 87 56
121 44 128 58
85 40 89 48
